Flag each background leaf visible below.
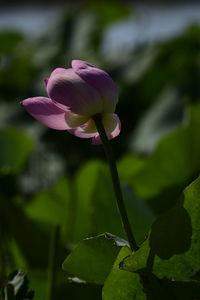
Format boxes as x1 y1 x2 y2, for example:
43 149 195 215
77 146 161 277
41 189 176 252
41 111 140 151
0 128 34 175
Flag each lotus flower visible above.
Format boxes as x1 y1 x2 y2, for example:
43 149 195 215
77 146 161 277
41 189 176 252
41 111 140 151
21 60 121 144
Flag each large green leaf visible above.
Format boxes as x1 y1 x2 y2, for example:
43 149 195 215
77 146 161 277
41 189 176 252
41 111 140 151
122 103 200 213
73 159 154 244
132 126 194 200
149 205 192 259
0 128 34 174
122 176 200 280
62 233 129 285
102 247 145 300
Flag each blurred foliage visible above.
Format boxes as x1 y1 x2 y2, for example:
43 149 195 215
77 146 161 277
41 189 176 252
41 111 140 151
1 270 34 300
0 1 200 299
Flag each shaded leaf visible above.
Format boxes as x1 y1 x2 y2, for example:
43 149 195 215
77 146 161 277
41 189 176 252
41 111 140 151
150 205 192 259
74 159 154 244
62 233 128 285
140 273 200 300
122 176 200 280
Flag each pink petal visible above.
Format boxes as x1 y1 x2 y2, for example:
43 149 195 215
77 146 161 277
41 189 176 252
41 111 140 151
44 78 48 88
72 60 118 113
44 68 68 90
50 67 68 77
46 69 102 115
21 97 68 130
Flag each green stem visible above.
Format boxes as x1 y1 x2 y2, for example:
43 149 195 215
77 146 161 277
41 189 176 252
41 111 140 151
46 225 59 300
93 114 138 252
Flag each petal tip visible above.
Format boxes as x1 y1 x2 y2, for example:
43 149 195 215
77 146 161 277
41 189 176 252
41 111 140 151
72 59 95 70
44 78 49 88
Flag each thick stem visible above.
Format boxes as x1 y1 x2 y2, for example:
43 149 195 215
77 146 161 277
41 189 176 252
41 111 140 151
93 114 138 252
46 225 59 300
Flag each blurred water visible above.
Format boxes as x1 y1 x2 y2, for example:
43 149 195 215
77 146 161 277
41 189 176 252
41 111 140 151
0 3 200 46
102 3 200 58
0 5 62 36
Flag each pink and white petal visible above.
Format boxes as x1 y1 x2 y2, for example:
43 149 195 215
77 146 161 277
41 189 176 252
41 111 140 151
102 113 121 136
109 116 121 139
21 97 68 130
67 118 97 139
72 61 118 113
80 118 97 133
68 127 97 139
92 113 121 144
47 69 102 116
65 111 89 128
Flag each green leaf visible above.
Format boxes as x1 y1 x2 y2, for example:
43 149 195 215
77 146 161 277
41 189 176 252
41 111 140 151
139 273 200 300
24 176 72 241
122 176 200 280
118 154 146 182
73 160 106 242
149 205 192 259
0 128 34 174
73 159 154 244
132 126 193 200
62 233 129 285
127 103 200 213
102 247 145 300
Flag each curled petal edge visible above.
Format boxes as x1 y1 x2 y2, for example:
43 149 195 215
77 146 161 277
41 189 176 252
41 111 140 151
20 97 68 130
